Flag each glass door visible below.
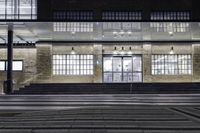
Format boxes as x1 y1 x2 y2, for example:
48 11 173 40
113 57 122 82
123 57 133 82
103 55 142 83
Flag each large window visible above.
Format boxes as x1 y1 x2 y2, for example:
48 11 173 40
53 10 93 20
152 55 192 75
53 22 94 32
0 60 23 71
151 11 190 20
0 0 37 19
103 22 141 31
102 11 142 20
150 11 190 33
53 55 94 75
150 22 190 33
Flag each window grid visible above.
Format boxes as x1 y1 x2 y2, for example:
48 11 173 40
53 22 94 32
0 0 37 20
102 11 142 20
152 54 192 75
151 11 190 20
0 60 23 71
103 22 141 31
150 22 190 33
53 55 94 76
53 11 93 20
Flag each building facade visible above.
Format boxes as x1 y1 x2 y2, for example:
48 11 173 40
1 0 200 92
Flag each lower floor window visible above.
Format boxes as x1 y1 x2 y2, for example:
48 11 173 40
0 60 23 71
152 54 192 75
53 54 94 75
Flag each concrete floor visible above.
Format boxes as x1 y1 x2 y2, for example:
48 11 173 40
0 94 200 133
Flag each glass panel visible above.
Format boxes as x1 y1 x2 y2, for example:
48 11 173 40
133 73 142 82
0 0 5 19
104 73 112 82
113 73 122 82
0 61 5 71
123 57 132 72
152 54 192 75
103 57 112 72
133 56 142 72
19 0 32 19
123 73 133 82
113 57 122 72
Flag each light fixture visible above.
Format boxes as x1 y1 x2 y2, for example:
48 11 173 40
71 31 76 35
170 46 174 54
127 31 132 36
119 30 125 36
71 47 75 54
120 47 125 55
113 31 118 35
168 31 173 36
113 47 118 55
128 47 132 55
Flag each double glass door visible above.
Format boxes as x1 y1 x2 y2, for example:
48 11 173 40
103 55 142 83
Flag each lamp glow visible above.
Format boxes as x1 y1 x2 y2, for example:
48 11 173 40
71 47 75 54
170 46 174 54
113 47 117 55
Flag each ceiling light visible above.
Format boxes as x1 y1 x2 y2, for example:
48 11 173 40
120 47 125 55
71 47 75 54
71 31 76 34
113 47 118 55
128 47 132 55
127 31 132 35
113 31 118 35
169 46 174 54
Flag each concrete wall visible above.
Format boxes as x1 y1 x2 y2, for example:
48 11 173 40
36 44 52 82
0 48 37 93
192 44 200 82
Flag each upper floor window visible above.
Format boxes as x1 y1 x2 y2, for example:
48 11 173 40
151 11 190 20
53 10 93 20
150 22 190 33
53 22 94 33
102 11 142 20
0 0 37 20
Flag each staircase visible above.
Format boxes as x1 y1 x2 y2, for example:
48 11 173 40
13 83 200 95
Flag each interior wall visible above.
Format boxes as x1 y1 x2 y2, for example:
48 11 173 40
0 48 37 93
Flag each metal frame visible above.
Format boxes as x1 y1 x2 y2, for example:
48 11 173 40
0 60 24 72
103 54 143 83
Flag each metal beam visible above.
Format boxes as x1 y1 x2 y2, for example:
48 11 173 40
6 24 13 94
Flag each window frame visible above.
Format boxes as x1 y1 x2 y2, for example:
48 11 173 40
102 11 142 21
0 60 24 72
0 0 37 20
151 54 192 75
52 54 94 76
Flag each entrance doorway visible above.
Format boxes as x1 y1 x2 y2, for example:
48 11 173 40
103 55 142 83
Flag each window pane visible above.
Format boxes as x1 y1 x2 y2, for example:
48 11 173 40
13 61 23 71
0 61 5 71
151 54 192 75
52 54 94 75
103 57 112 72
